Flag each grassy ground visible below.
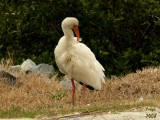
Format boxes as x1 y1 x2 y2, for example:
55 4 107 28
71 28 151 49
0 59 160 118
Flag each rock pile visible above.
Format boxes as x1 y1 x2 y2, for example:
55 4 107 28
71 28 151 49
0 59 80 90
0 59 55 87
0 66 22 87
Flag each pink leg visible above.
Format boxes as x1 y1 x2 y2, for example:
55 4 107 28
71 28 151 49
82 84 86 104
71 78 75 105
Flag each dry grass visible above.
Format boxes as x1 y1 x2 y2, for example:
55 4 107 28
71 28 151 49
0 59 62 110
0 59 160 118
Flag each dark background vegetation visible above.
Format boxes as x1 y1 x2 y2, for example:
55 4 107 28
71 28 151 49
0 0 160 77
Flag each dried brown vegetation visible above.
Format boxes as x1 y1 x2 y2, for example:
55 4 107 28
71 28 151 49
0 59 160 116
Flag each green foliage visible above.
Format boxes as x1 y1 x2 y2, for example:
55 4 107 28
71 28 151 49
0 107 40 118
0 0 160 76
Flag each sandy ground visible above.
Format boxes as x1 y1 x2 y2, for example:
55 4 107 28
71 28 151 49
63 111 160 120
1 107 160 120
56 107 160 120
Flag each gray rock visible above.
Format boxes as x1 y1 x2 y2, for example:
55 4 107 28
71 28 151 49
59 77 80 90
0 67 22 88
0 59 55 87
35 63 55 78
10 65 21 73
41 76 51 84
21 59 36 73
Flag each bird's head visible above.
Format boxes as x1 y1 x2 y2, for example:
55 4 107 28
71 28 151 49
62 17 80 42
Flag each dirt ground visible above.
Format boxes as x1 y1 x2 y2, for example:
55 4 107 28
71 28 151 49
1 107 160 120
63 111 160 120
49 107 160 120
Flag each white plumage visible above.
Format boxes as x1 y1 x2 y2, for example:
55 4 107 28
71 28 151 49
54 17 105 104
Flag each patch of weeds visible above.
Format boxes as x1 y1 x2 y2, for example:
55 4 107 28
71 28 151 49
0 108 40 118
116 104 133 111
88 106 105 113
59 109 71 115
51 90 67 100
46 110 58 117
106 102 156 113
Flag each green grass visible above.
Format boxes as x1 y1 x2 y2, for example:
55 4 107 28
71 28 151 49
1 100 158 119
0 108 40 118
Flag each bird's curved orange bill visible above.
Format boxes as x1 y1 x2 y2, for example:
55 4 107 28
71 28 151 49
73 25 80 42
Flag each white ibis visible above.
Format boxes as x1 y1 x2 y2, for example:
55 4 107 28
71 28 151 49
54 17 105 104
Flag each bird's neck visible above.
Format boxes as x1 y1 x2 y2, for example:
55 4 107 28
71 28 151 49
63 27 74 40
62 27 76 48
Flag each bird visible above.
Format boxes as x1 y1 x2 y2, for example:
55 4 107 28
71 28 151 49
54 17 105 104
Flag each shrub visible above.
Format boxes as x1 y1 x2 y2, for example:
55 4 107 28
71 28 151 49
0 0 160 76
